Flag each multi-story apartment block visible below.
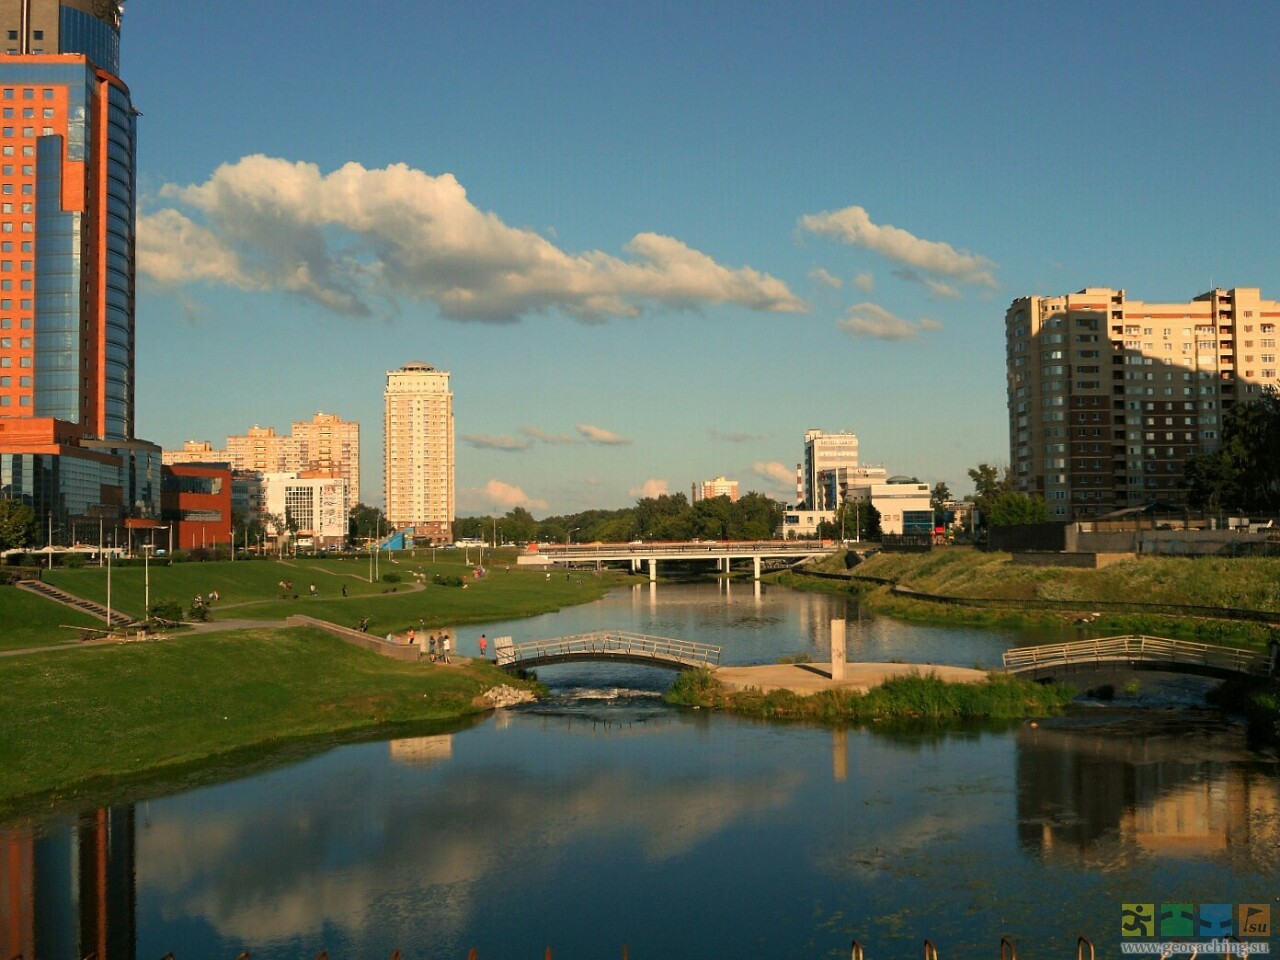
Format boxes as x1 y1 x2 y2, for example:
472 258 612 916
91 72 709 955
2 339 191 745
1006 287 1279 519
162 440 229 467
225 425 303 475
799 429 859 509
292 411 360 505
0 1 162 542
384 361 454 543
164 412 360 513
692 475 739 502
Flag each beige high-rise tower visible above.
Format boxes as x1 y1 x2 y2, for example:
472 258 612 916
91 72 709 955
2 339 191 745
384 362 454 542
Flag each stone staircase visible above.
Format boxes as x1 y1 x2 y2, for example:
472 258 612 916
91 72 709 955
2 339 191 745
16 578 135 627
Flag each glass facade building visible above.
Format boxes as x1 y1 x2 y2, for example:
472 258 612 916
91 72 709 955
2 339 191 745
0 2 155 543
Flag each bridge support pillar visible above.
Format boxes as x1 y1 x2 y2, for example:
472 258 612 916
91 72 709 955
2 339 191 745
648 557 657 582
830 618 846 681
753 556 761 580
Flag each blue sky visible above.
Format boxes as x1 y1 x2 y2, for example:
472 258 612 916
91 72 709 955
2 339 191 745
127 1 1280 516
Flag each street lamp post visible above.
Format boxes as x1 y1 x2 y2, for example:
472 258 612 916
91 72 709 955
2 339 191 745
567 526 580 545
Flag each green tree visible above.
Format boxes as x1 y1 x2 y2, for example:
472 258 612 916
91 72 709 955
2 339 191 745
501 506 538 544
930 481 952 526
348 503 389 545
1183 388 1280 514
729 492 785 540
0 498 36 551
986 491 1048 527
967 463 1013 529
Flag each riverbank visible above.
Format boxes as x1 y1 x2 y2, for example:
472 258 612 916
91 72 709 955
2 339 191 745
666 667 1077 723
0 626 537 820
780 548 1280 647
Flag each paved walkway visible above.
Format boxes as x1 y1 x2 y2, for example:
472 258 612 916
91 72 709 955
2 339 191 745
714 661 989 695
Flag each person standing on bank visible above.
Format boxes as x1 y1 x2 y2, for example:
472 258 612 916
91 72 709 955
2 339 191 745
479 634 488 659
441 635 451 663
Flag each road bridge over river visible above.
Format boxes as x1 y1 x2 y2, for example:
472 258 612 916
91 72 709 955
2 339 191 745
517 540 839 580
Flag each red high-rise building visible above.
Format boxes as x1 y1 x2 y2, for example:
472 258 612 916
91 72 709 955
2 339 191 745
0 1 159 543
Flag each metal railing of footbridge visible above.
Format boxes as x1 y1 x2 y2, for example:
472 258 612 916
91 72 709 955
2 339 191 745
1003 634 1271 679
495 630 721 671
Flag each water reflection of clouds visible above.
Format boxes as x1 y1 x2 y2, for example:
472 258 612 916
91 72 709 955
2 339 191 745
138 744 803 947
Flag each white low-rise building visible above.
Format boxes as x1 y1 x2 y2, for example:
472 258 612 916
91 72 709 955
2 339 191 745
262 472 349 548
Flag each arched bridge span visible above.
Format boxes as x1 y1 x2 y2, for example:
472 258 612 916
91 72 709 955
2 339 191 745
496 631 721 672
1003 635 1271 682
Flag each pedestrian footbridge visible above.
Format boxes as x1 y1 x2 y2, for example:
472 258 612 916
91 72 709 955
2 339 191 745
495 631 721 672
1003 635 1271 681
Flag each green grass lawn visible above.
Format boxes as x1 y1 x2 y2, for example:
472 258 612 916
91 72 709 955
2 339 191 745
834 547 1280 612
6 553 624 642
0 626 525 817
0 587 106 652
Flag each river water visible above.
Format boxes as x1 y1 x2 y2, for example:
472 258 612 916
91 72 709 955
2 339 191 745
4 582 1279 959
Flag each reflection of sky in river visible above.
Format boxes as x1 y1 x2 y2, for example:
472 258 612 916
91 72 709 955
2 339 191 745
12 584 1279 959
122 706 1280 960
453 580 1042 668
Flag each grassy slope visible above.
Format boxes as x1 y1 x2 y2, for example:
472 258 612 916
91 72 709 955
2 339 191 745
793 547 1280 647
851 548 1280 609
2 554 623 642
0 587 105 651
0 626 523 816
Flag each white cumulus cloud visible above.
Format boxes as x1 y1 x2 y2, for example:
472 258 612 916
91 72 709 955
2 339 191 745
577 423 632 446
838 303 942 341
629 478 670 499
853 271 875 293
799 205 997 290
808 267 843 289
753 461 795 488
140 155 808 323
481 480 548 512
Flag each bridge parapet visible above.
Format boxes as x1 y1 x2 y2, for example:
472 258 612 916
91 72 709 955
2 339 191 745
1003 635 1270 680
497 630 721 672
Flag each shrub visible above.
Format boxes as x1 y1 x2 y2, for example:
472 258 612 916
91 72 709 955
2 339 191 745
432 573 465 587
148 598 183 622
186 604 210 622
63 553 87 569
381 572 402 584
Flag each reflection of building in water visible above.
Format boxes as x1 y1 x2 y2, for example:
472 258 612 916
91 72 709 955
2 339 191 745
1016 723 1280 865
389 735 454 765
1 807 136 960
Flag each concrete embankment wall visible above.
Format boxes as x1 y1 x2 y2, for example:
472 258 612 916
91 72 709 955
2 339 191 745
287 614 424 662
